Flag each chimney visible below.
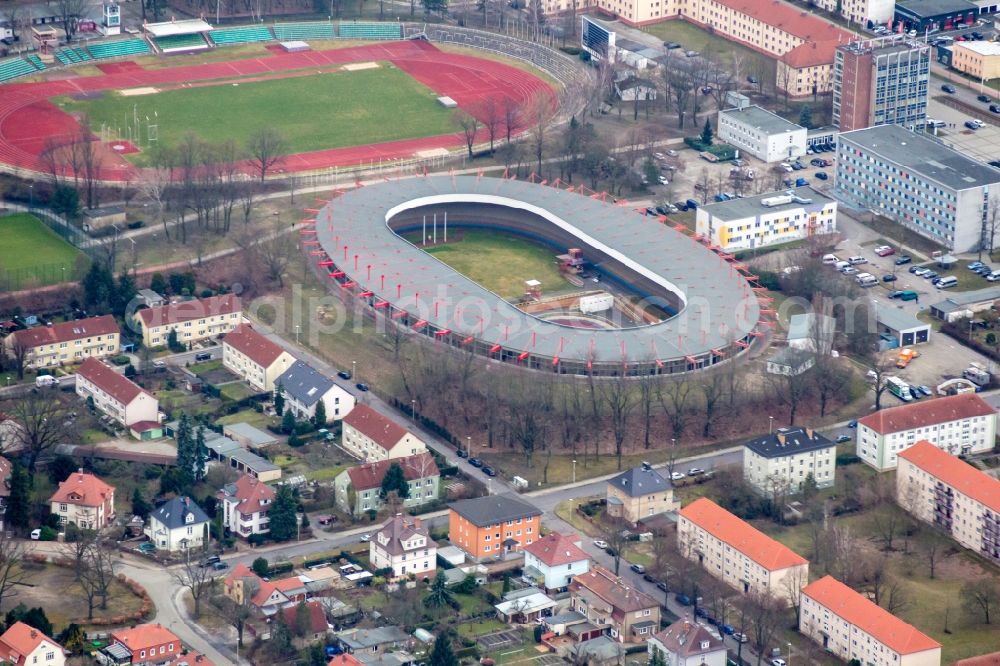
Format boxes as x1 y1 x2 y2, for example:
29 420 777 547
414 517 422 529
776 432 786 446
806 427 814 439
30 630 37 639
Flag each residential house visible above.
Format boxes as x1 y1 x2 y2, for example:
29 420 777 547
606 462 679 524
277 360 355 422
0 621 65 666
743 426 836 495
494 589 558 624
220 474 275 539
334 452 440 517
448 494 542 560
897 441 1000 568
280 601 329 643
6 315 119 368
134 294 242 348
369 514 436 578
109 624 181 665
856 393 997 471
677 498 809 605
569 565 660 643
336 626 411 655
222 564 305 615
522 532 591 592
648 619 727 666
0 415 24 455
800 575 941 666
222 324 295 392
341 404 426 462
145 496 211 552
75 357 159 431
48 469 115 529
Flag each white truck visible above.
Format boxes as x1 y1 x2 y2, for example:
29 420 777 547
964 362 991 387
34 375 58 387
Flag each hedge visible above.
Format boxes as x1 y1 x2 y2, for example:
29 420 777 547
268 561 294 576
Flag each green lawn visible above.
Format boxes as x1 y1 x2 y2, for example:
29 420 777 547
0 214 84 290
419 230 572 301
55 65 457 163
641 20 776 88
219 382 255 401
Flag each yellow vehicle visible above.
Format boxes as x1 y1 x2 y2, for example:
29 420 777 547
896 348 919 368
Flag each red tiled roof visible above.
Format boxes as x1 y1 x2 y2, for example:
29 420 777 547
899 441 1000 514
329 654 365 666
803 576 940 655
49 470 114 508
0 622 62 663
781 40 841 68
251 580 288 607
77 357 150 406
11 315 118 349
345 452 439 491
524 533 589 567
224 562 257 588
858 393 996 435
225 474 275 515
129 421 162 433
224 324 290 368
112 623 180 652
679 498 808 571
136 294 241 328
570 565 658 613
280 601 328 635
343 403 412 451
273 576 306 595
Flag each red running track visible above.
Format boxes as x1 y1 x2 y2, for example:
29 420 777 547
0 40 555 181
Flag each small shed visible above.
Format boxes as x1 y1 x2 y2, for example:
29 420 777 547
82 205 127 231
876 307 931 347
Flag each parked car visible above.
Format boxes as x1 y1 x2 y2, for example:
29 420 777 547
733 632 749 643
942 84 957 93
815 171 828 180
212 562 230 571
836 434 851 443
201 555 221 568
482 466 497 477
893 255 911 265
656 581 669 591
966 119 984 130
664 41 681 49
468 457 483 467
337 370 352 380
605 547 617 557
909 386 923 400
720 624 735 636
152 360 166 368
355 382 370 392
687 467 705 476
969 261 986 271
875 245 895 256
747 75 759 84
772 659 787 666
138 542 156 553
675 594 692 606
657 175 669 185
840 266 858 275
456 449 469 459
670 471 685 481
685 50 699 57
912 266 929 276
883 274 897 282
919 385 933 396
979 94 993 103
631 563 646 574
29 529 41 540
360 533 371 542
194 352 212 361
593 539 609 548
991 104 1000 114
923 270 939 280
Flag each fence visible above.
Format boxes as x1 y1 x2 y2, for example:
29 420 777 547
0 202 101 290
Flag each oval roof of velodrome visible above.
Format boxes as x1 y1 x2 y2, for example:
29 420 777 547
316 176 761 363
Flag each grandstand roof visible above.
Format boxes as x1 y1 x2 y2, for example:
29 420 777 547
143 19 214 37
315 177 760 368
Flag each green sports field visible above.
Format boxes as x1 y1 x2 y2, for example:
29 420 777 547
0 214 84 290
55 66 456 161
419 230 572 301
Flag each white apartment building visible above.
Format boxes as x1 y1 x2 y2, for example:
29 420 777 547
743 426 836 495
800 575 941 666
135 293 242 348
855 393 997 471
696 187 837 252
222 323 296 392
7 315 119 369
677 498 808 605
341 403 427 462
717 106 807 163
897 441 1000 567
814 0 894 25
220 474 275 539
369 514 436 578
75 357 159 428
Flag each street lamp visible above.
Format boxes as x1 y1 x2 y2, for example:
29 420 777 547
572 459 577 483
352 360 357 382
295 324 300 345
769 415 774 434
787 642 792 666
467 436 471 457
411 399 416 425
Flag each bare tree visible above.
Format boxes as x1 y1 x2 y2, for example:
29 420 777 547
174 554 216 618
49 0 93 42
528 94 552 175
10 390 72 475
963 580 999 624
248 127 286 182
501 97 523 144
240 220 295 288
216 581 257 648
921 538 951 579
453 111 479 158
77 539 117 617
768 368 810 425
600 374 637 470
77 119 100 210
0 534 28 611
657 378 692 442
742 590 783 666
9 336 28 381
478 98 502 154
661 55 694 129
782 566 808 625
60 527 98 579
598 515 631 575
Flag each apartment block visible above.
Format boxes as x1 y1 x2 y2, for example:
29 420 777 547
833 36 930 132
75 357 159 429
7 315 119 369
855 393 997 471
134 294 242 348
222 324 295 392
743 426 836 494
677 498 808 604
340 403 426 463
696 186 837 252
834 125 1000 252
800 575 940 666
897 441 1000 567
717 105 807 163
813 0 894 23
448 494 542 560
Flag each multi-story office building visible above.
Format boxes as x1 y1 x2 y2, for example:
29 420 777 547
813 0 894 24
855 393 997 471
677 498 808 605
717 105 807 163
696 187 837 252
835 125 1000 252
950 40 1000 80
800 575 941 666
833 36 930 132
897 441 1000 568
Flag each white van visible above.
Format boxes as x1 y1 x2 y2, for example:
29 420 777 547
927 119 946 128
822 254 839 265
856 273 878 287
835 260 851 271
936 276 958 289
848 256 868 265
35 375 58 387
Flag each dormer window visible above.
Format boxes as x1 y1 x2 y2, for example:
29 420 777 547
185 513 194 524
700 640 710 649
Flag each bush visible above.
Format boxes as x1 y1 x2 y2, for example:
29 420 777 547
252 557 269 577
559 46 581 55
267 561 294 576
126 221 144 230
111 355 131 366
39 526 57 541
287 434 304 447
836 453 860 466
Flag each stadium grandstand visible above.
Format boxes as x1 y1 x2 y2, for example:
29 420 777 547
312 177 764 377
143 18 213 53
